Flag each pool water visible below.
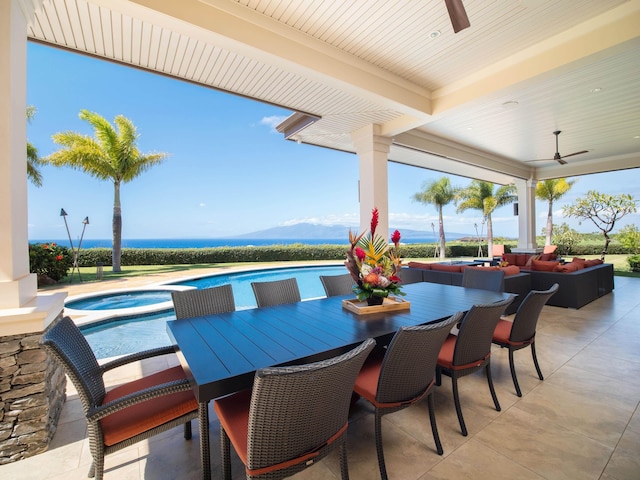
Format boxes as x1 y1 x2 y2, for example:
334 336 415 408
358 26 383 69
67 290 174 310
80 264 348 359
172 265 346 310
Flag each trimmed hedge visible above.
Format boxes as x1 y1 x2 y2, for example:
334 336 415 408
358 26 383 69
75 241 628 267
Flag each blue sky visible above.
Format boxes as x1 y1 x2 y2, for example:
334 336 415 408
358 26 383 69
27 42 640 241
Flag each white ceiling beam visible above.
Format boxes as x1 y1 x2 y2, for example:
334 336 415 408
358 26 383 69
131 0 433 122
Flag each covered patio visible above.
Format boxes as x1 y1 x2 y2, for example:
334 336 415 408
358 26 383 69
1 1 640 478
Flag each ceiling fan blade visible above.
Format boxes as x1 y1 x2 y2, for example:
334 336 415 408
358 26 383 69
557 158 568 165
560 150 589 159
444 0 470 33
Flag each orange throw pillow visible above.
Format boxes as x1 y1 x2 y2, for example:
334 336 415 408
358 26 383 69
531 259 560 272
554 263 579 273
430 263 463 273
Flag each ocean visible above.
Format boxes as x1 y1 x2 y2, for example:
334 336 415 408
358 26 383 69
29 238 440 249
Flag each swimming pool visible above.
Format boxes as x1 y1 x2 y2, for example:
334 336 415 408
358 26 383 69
79 264 347 359
66 290 174 310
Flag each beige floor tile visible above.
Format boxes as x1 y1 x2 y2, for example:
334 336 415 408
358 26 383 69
475 407 613 480
418 438 544 480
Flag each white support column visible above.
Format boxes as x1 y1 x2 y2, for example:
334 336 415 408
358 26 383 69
351 124 392 240
513 178 541 254
0 0 64 335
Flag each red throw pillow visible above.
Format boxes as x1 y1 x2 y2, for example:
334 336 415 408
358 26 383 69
585 259 604 267
539 253 557 261
531 259 560 272
502 254 517 265
407 261 431 270
554 263 579 273
524 254 541 267
430 263 463 273
515 255 531 267
500 265 520 276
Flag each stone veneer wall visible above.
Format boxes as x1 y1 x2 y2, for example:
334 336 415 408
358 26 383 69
0 314 66 464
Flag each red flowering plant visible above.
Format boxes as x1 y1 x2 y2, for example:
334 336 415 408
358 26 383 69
345 208 405 304
29 242 73 284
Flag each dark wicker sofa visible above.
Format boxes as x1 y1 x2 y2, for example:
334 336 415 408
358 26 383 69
400 263 531 314
400 261 615 310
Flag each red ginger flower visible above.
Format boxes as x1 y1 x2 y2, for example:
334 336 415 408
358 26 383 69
391 230 401 246
355 247 366 261
370 208 379 237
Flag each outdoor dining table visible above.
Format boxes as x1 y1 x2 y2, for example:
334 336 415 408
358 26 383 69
166 281 512 479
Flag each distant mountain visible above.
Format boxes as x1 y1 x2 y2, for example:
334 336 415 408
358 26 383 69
233 223 471 240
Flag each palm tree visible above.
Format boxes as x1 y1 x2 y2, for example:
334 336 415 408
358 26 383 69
43 110 168 272
413 177 457 259
535 178 576 246
456 180 516 258
27 106 43 187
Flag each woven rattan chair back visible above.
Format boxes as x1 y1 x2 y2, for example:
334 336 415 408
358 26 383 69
319 273 355 297
462 267 505 292
454 296 514 367
41 316 107 410
251 277 301 307
245 338 375 479
171 284 235 319
376 313 462 405
509 283 559 343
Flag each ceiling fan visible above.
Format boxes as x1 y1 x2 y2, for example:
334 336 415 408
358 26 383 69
528 130 589 165
444 0 470 33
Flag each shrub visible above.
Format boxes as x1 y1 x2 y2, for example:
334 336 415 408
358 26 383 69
628 255 640 272
29 242 74 283
618 225 640 254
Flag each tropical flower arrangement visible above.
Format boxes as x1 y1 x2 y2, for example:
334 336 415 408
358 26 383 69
345 208 406 305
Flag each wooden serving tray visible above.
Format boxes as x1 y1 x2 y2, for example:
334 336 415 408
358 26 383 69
342 297 410 315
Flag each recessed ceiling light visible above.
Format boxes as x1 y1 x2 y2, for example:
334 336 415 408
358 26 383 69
429 30 441 39
634 135 640 139
502 101 519 109
590 87 603 93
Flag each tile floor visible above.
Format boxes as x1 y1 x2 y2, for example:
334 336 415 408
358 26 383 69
2 276 639 480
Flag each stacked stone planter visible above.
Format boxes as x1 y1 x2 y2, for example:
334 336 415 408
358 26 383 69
0 318 66 464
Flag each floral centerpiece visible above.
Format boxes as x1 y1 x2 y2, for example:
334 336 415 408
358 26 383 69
345 208 406 306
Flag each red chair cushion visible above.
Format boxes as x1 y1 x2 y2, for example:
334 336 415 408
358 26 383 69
213 388 252 465
554 262 580 272
101 366 197 447
436 334 458 369
492 319 513 343
353 356 382 404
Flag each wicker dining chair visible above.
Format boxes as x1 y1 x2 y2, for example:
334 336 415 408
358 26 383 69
214 338 376 479
319 273 355 297
171 283 236 319
251 277 301 307
462 267 505 292
436 296 514 436
40 316 198 480
492 283 559 397
354 313 463 480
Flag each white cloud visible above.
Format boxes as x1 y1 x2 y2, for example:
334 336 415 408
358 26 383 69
199 202 206 207
259 115 288 133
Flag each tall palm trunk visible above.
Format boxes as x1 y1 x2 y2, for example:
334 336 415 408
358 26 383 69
438 206 446 259
486 216 494 260
112 181 122 272
546 201 554 246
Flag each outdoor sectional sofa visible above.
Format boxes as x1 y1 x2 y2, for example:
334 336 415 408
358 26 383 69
400 259 614 310
400 262 531 314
